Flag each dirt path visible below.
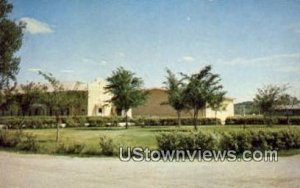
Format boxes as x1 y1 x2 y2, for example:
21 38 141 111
0 151 300 188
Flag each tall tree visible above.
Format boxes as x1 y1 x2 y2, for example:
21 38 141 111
182 65 225 130
163 69 187 126
19 82 48 116
105 67 148 129
0 0 24 90
38 71 71 143
254 85 285 125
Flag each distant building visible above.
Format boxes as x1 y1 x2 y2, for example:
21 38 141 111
1 79 234 122
132 88 234 123
275 105 300 116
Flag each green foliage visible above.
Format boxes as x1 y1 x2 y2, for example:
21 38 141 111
254 85 286 125
99 135 115 156
0 116 222 128
225 116 300 125
18 82 48 115
0 0 25 90
17 133 39 152
105 67 148 128
0 130 22 147
0 130 39 151
143 117 221 126
163 69 187 126
56 143 85 154
157 129 300 154
219 130 300 153
156 131 217 152
181 65 226 129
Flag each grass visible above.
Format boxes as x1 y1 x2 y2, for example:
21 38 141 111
1 125 300 156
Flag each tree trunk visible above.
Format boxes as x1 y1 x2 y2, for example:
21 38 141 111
177 110 181 127
55 113 60 144
193 109 198 131
125 110 128 129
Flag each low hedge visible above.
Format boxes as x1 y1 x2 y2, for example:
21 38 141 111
156 131 217 152
156 129 300 153
0 116 221 129
0 116 126 129
225 116 300 125
137 117 221 126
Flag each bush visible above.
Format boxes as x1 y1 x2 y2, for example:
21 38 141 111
225 116 300 125
17 133 39 152
157 129 300 154
56 143 85 154
219 129 300 153
156 131 217 152
143 117 220 126
0 131 22 147
99 135 115 156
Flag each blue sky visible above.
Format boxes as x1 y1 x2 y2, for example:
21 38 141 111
10 0 300 102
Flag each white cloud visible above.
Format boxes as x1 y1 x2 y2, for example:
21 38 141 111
186 16 191 22
118 52 125 57
19 17 54 34
100 60 108 65
178 56 195 63
82 58 108 66
60 69 74 73
225 53 300 65
224 53 300 73
27 68 41 72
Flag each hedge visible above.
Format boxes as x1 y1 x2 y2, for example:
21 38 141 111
225 116 300 125
0 116 221 129
133 117 221 126
157 129 300 153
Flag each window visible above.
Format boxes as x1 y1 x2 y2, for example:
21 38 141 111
98 108 102 114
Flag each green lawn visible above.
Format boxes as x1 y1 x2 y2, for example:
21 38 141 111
2 125 300 156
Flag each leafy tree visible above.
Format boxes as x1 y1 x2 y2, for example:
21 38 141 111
254 85 285 125
38 71 71 143
208 91 226 125
0 85 17 115
181 65 225 130
0 0 24 90
19 82 48 116
163 69 187 126
105 67 148 128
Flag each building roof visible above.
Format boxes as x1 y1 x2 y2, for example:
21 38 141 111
275 104 300 110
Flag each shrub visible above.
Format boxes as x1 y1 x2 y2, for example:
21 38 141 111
17 133 39 152
156 132 181 151
99 135 115 156
225 116 300 125
156 131 217 152
0 131 22 147
56 143 85 154
194 131 217 151
219 129 300 153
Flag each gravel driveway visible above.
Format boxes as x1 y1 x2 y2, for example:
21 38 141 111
0 151 300 188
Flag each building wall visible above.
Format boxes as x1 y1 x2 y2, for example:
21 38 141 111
204 99 234 124
87 78 113 116
132 88 234 122
132 89 204 118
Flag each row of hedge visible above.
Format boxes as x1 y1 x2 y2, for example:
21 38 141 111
157 129 300 153
225 116 300 125
0 116 221 129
